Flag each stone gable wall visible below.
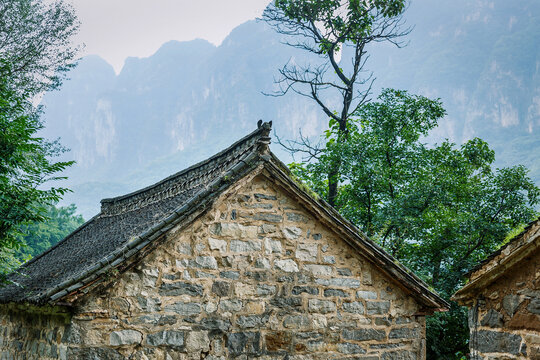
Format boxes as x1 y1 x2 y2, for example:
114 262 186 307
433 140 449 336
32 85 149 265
468 247 540 359
1 173 426 360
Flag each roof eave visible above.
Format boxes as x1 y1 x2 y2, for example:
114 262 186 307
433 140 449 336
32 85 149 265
261 154 449 311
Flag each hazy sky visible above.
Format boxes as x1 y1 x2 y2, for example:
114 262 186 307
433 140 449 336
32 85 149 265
68 0 271 73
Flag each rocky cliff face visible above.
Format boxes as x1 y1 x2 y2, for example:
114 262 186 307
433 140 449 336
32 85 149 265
41 0 540 218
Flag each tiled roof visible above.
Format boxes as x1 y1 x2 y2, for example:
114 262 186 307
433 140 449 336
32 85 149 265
0 122 271 304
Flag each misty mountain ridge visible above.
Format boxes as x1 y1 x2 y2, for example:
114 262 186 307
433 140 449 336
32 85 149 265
41 0 540 218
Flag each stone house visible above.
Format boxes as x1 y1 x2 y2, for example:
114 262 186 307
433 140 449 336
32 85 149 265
0 122 447 360
453 217 540 359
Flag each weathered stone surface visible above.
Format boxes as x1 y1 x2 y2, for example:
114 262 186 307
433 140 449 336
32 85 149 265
381 350 417 360
230 239 262 253
194 256 218 270
503 294 523 317
256 284 276 296
236 315 269 329
145 330 184 348
164 302 201 316
528 298 540 315
208 238 227 252
315 278 360 288
292 286 319 295
324 289 349 297
227 332 261 356
357 290 378 300
109 330 142 346
220 270 240 280
337 342 366 354
342 301 365 314
210 223 257 238
212 281 230 297
389 327 420 339
159 282 203 297
296 243 318 262
283 226 302 239
480 309 503 328
475 330 522 355
283 315 310 328
254 193 277 200
219 299 243 312
264 238 282 254
274 259 299 273
303 264 332 276
286 212 309 223
366 301 391 315
342 328 386 341
185 331 210 352
308 299 336 314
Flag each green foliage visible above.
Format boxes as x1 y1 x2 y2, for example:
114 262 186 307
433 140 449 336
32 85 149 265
15 203 84 261
291 88 540 358
0 0 80 95
0 63 75 282
0 0 79 283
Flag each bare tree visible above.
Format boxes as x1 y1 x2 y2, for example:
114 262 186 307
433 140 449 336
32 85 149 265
263 0 410 206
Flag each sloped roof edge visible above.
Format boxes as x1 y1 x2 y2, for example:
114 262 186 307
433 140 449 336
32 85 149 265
260 153 449 311
453 216 540 303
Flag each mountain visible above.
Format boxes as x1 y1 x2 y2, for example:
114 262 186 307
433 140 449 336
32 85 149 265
41 0 540 218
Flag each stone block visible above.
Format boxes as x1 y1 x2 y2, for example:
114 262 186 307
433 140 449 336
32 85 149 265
337 342 366 354
208 238 227 252
227 332 261 356
145 330 184 348
292 286 319 295
164 302 201 316
274 259 299 272
283 226 302 239
296 243 318 262
503 294 523 316
194 256 218 270
366 301 391 315
308 299 336 314
219 299 243 312
185 331 210 352
212 281 231 297
304 264 332 276
256 284 276 296
342 301 365 314
283 315 310 328
109 330 142 346
236 315 270 329
230 239 262 253
388 327 419 339
357 290 378 300
264 238 282 254
474 330 522 355
315 278 360 288
342 328 386 341
480 309 503 328
159 282 203 297
324 289 349 297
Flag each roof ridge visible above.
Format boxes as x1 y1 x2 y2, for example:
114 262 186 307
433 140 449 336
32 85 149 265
100 122 271 215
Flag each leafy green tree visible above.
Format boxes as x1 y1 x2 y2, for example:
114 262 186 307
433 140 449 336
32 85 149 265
0 0 80 281
0 0 80 95
0 64 74 282
16 203 84 261
291 89 539 358
263 0 410 206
